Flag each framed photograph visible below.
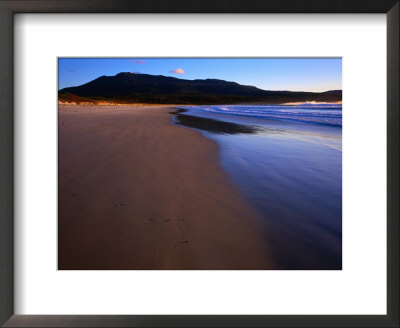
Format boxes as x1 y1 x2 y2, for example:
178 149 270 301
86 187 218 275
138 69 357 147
0 1 398 327
57 57 343 271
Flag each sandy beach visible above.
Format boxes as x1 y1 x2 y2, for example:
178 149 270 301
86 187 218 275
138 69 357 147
58 104 276 270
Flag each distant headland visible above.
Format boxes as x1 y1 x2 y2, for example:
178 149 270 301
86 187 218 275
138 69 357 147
58 72 342 105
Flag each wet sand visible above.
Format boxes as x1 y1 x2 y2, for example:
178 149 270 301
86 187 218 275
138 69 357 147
58 104 276 270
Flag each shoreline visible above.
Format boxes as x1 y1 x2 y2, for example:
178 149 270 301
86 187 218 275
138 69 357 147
171 105 342 269
58 104 277 269
58 100 342 106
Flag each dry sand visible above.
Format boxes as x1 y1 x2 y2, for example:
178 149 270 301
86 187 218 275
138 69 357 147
58 104 277 269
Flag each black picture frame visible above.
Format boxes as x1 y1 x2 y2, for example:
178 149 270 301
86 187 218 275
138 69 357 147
0 1 398 327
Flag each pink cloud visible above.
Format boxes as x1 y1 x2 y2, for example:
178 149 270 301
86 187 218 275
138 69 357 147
169 68 185 74
131 59 145 64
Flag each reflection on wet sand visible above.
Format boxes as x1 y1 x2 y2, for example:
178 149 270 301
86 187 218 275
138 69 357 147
172 106 342 270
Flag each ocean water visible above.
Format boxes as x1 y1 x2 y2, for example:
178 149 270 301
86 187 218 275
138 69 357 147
179 103 342 126
173 104 342 270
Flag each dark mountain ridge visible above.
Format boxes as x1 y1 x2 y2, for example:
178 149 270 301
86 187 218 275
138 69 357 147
59 72 342 105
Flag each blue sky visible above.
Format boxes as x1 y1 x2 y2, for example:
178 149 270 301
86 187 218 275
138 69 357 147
58 58 341 92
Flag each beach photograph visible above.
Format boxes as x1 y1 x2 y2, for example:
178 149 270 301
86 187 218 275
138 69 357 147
58 58 342 270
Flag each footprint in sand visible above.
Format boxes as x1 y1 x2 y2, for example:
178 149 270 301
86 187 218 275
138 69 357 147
113 203 125 207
